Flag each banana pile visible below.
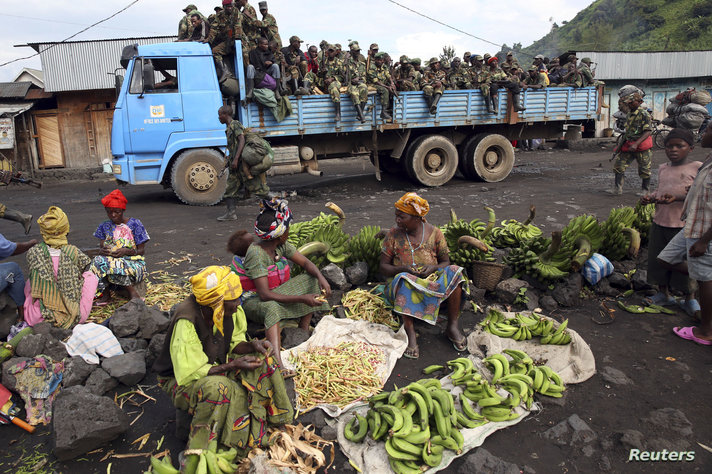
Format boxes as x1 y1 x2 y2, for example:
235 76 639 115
489 206 542 249
551 214 604 272
346 225 384 280
442 208 495 267
482 350 566 399
633 202 655 245
600 206 641 262
149 444 238 474
480 309 572 345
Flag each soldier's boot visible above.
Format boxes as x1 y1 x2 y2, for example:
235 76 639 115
425 94 433 110
380 102 393 122
273 87 282 101
216 198 238 221
512 93 526 112
244 78 254 102
334 101 341 123
491 95 499 113
355 102 366 123
636 178 651 197
429 93 442 115
2 208 32 234
606 173 624 195
290 78 299 95
484 95 495 114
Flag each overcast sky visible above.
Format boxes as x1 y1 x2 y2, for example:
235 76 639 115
1 0 593 83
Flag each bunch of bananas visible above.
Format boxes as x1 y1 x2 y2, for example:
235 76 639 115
489 206 542 249
539 319 572 345
503 236 550 275
480 309 572 345
287 202 345 249
482 350 566 399
600 206 641 261
302 224 351 269
550 214 604 272
529 365 566 398
346 225 384 280
633 202 655 245
149 443 238 474
442 208 495 267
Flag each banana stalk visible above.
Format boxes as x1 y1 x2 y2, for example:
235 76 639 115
523 205 536 226
570 236 593 272
539 231 563 264
458 235 489 253
324 202 345 227
623 227 641 258
482 207 496 239
449 208 458 224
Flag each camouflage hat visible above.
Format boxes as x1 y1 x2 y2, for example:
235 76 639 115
327 44 336 51
369 43 379 50
580 57 592 64
335 43 342 50
473 54 484 61
349 41 361 51
483 53 491 60
621 92 643 104
399 55 409 63
374 52 386 59
258 1 267 9
428 57 440 66
528 65 538 72
289 35 303 43
183 4 198 12
463 51 471 58
409 57 421 65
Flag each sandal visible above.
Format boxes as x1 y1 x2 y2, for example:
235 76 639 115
92 300 109 307
679 299 701 319
280 368 297 379
403 346 420 359
643 292 677 306
673 326 712 346
448 336 467 352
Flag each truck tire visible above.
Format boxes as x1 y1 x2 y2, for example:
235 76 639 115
369 152 402 174
170 149 227 206
458 133 490 179
404 135 459 187
462 134 514 183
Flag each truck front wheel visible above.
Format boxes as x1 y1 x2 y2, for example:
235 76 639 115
461 134 514 182
170 149 228 206
404 135 458 187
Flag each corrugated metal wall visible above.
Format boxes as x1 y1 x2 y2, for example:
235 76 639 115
578 51 712 81
35 36 176 92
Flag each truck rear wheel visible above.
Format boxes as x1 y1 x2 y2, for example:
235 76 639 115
458 133 490 179
170 149 227 206
462 134 514 182
404 135 458 187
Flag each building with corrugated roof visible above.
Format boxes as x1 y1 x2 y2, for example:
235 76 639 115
576 50 712 136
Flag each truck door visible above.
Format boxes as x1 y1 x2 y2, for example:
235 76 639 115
126 57 184 156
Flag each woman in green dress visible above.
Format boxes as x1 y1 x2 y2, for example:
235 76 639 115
153 265 293 456
237 199 331 373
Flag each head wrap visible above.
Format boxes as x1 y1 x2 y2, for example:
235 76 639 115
37 206 69 248
101 189 127 210
190 266 242 335
487 57 499 65
664 128 695 146
254 198 292 240
395 192 430 218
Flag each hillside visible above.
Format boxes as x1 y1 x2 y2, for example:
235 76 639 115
517 0 712 59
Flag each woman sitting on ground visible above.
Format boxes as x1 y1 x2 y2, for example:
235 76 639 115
153 266 293 456
90 190 149 304
235 198 331 374
24 206 98 328
379 192 467 359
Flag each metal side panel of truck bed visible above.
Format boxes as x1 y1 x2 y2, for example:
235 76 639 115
241 86 600 137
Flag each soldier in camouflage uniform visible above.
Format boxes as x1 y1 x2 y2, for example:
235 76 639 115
208 6 221 26
422 57 447 115
468 55 494 112
236 0 263 64
216 105 271 221
559 63 583 87
409 58 424 88
344 42 368 123
205 1 243 69
394 55 418 91
578 58 603 87
178 4 201 40
367 52 395 121
258 2 281 47
608 93 653 195
487 57 525 113
281 35 308 83
447 57 471 90
317 45 345 122
504 51 520 70
522 65 547 89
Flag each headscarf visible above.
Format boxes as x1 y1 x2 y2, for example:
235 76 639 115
37 206 69 248
101 189 128 210
254 198 293 240
395 192 430 217
664 128 695 146
190 266 243 335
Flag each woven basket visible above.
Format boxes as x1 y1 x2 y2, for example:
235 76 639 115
470 260 506 291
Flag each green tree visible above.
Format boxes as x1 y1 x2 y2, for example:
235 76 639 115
439 45 456 63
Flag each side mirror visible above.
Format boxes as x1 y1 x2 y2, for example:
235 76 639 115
142 60 155 91
114 73 124 96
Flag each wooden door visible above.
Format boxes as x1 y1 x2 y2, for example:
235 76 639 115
91 109 114 163
34 112 65 168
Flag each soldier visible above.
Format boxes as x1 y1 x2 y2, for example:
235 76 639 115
216 105 271 220
335 44 346 61
547 57 563 84
208 6 222 26
367 52 396 122
280 36 308 91
236 0 264 62
578 57 603 87
184 13 210 42
306 45 319 75
394 55 418 91
366 43 379 73
522 65 547 90
320 45 345 122
258 2 281 47
205 0 243 71
559 62 583 87
532 54 547 72
344 42 368 123
487 57 525 113
245 37 283 101
505 51 520 70
467 54 493 110
422 57 447 115
178 4 199 40
447 57 471 90
463 51 471 65
608 93 652 195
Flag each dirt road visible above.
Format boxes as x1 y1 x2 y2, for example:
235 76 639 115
1 145 711 473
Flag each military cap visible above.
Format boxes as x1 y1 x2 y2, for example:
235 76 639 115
463 51 471 58
507 51 514 56
370 43 379 50
399 55 409 63
580 57 592 64
258 1 268 9
409 57 421 65
374 52 386 59
483 53 491 60
501 63 511 69
335 43 342 50
473 54 484 61
487 56 498 65
327 44 336 51
214 6 222 11
289 35 303 43
528 65 538 71
568 54 577 60
621 92 643 104
534 54 544 59
349 41 361 51
428 57 440 66
221 0 232 5
183 4 198 12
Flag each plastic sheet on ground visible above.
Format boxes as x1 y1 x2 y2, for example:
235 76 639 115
467 310 596 384
281 315 408 417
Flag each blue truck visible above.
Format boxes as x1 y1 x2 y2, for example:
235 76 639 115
111 42 602 205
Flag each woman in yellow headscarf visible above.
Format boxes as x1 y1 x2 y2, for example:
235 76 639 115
380 193 468 359
23 206 98 328
153 266 293 459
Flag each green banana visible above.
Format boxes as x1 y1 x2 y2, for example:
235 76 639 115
385 437 421 462
422 442 443 467
150 456 179 474
431 399 451 438
344 414 368 443
376 405 404 433
423 364 444 374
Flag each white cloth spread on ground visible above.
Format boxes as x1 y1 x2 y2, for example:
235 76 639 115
62 323 124 364
281 315 408 417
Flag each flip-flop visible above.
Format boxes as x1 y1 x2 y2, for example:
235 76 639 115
280 368 297 379
448 336 467 352
679 299 701 319
673 326 712 346
643 292 677 306
403 346 420 359
92 300 109 307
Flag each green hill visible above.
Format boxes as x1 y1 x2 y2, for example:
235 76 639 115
515 0 712 59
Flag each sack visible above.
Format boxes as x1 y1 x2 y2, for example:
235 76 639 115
677 112 706 131
680 103 709 115
620 135 653 152
249 148 274 175
582 253 614 286
666 103 683 116
257 73 277 91
242 132 269 166
619 84 644 98
661 116 676 127
690 90 712 106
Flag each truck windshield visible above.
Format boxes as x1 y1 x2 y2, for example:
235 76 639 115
129 58 179 94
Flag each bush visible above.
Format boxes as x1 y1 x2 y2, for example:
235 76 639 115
644 14 665 28
692 2 712 17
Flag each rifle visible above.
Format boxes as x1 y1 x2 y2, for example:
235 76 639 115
609 134 624 162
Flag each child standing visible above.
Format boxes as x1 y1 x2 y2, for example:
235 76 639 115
642 128 701 315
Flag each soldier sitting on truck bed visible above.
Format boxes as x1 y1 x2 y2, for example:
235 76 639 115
345 42 369 123
183 13 210 42
204 0 243 74
487 57 525 113
281 36 308 83
447 57 471 90
245 37 284 101
422 57 447 115
522 65 548 90
394 55 419 92
367 52 396 122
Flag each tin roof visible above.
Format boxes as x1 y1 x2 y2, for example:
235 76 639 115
0 82 31 99
576 50 712 81
26 36 177 92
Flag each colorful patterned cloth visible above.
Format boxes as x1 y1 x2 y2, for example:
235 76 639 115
189 266 243 336
91 218 149 293
230 254 290 292
9 355 64 425
254 198 292 240
395 192 430 217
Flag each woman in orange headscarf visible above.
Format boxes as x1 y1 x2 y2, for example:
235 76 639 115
380 193 467 359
